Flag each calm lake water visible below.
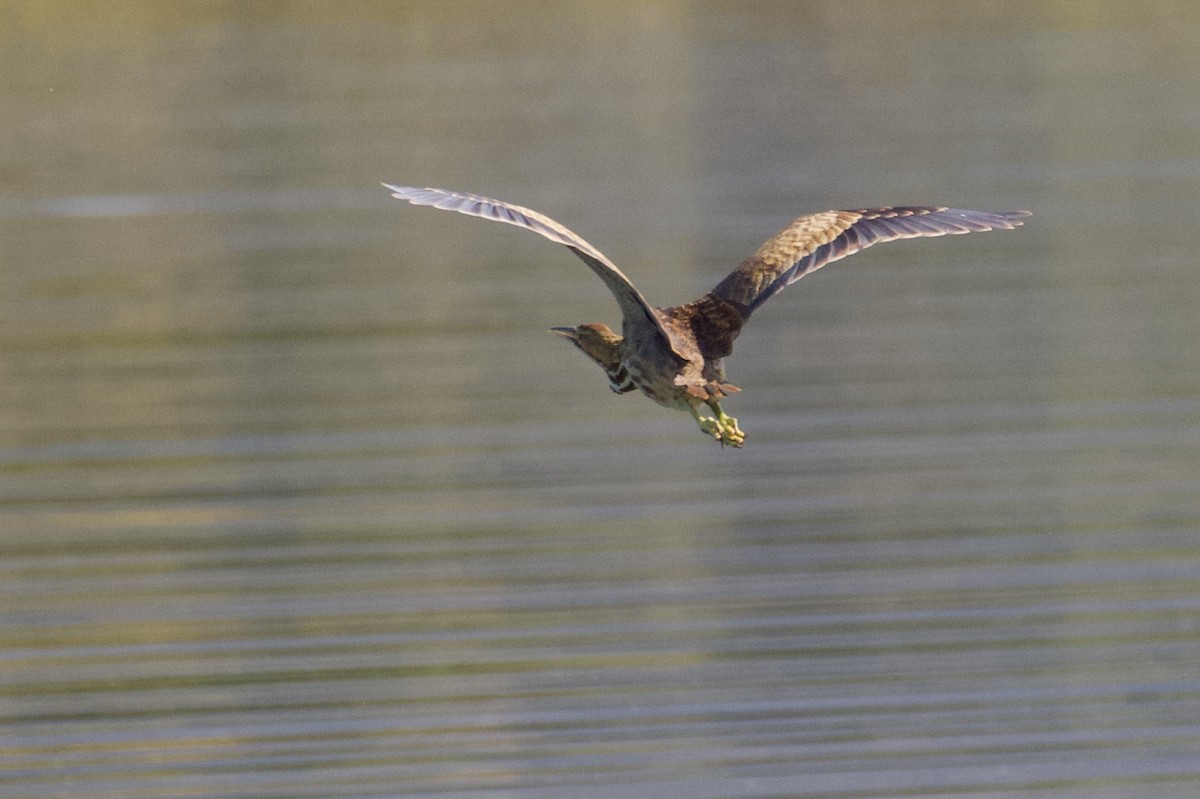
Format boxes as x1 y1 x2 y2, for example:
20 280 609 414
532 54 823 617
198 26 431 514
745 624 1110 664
3 2 1199 797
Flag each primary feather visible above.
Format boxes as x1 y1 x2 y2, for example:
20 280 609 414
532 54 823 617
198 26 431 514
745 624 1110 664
711 206 1030 315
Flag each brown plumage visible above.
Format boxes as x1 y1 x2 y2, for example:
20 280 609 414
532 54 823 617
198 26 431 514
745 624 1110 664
385 184 1029 447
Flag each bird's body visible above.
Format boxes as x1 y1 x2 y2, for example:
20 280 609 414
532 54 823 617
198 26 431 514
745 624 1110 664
385 184 1028 447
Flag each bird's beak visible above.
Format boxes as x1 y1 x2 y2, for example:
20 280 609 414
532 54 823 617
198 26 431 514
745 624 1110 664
549 326 578 340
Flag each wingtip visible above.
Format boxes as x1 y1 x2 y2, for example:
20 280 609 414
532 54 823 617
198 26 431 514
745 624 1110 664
381 182 409 199
1007 210 1032 229
964 208 1032 229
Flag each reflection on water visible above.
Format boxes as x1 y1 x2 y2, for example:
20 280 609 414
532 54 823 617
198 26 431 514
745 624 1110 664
3 2 1199 797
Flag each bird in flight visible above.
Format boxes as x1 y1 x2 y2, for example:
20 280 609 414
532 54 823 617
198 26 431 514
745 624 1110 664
384 184 1028 448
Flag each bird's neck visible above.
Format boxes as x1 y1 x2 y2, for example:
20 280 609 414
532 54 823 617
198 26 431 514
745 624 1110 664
577 336 633 393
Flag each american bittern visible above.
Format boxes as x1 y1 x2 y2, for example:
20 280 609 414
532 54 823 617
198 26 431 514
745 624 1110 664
385 184 1028 448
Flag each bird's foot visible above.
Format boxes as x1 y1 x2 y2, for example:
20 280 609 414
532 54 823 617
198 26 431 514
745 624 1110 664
693 408 745 448
695 414 723 442
713 410 745 448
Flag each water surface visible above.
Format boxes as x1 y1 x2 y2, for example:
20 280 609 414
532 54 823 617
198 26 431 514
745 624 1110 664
2 2 1199 797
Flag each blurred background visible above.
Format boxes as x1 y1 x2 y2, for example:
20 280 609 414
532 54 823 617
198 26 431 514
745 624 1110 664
2 2 1198 797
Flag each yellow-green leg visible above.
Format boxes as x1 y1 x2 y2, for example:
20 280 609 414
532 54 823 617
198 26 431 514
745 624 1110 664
688 402 722 442
707 399 745 448
689 400 745 448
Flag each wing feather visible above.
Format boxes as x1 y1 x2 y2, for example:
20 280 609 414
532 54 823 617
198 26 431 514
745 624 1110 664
383 184 685 359
712 206 1029 315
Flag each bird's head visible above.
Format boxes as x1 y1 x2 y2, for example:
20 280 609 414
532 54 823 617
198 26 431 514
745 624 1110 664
550 323 623 370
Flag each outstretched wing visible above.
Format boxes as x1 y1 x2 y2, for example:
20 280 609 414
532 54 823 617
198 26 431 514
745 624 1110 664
711 206 1030 317
383 184 684 359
